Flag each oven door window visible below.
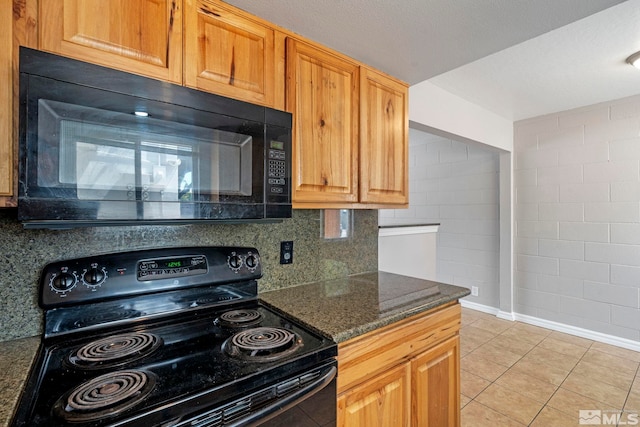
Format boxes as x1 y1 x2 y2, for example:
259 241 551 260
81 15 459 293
36 99 256 219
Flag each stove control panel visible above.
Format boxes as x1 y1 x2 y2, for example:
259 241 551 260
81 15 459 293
137 255 207 281
227 251 260 273
39 246 262 308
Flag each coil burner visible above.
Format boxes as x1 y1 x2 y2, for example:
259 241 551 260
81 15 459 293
68 332 162 370
217 309 264 329
223 327 302 362
53 370 156 423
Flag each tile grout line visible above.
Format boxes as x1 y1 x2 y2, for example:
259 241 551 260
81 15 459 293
496 323 564 426
465 320 554 426
526 337 594 426
619 359 640 421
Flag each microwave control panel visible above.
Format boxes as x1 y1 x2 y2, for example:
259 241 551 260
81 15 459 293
267 140 287 196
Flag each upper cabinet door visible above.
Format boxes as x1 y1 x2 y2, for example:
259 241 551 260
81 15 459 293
287 38 360 204
359 67 408 205
39 0 183 83
184 0 280 108
0 3 13 199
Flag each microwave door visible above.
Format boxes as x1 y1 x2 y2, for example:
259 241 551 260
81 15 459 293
56 114 258 221
61 125 193 220
139 140 194 219
199 131 253 198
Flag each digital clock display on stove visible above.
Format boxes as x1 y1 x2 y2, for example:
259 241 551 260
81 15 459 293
137 255 207 281
165 260 183 268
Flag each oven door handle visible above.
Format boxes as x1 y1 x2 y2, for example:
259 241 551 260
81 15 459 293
232 365 337 427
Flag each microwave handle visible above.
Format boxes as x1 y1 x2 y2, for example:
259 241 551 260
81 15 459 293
232 365 337 427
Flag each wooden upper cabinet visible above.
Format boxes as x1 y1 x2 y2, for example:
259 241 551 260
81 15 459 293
39 0 183 83
286 38 360 204
286 38 408 208
184 0 282 108
359 67 408 205
0 2 13 200
2 0 37 205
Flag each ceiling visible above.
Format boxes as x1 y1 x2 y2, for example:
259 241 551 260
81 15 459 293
225 0 639 121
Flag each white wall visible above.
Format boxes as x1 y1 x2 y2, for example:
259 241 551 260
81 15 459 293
378 226 438 281
409 81 513 152
514 94 640 341
380 128 501 307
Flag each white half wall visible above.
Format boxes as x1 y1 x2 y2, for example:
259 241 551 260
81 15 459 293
378 225 439 281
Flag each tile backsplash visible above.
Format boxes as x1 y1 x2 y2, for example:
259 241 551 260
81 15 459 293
0 208 378 342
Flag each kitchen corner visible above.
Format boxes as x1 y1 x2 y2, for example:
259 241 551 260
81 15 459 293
0 267 469 427
0 2 447 425
0 204 384 426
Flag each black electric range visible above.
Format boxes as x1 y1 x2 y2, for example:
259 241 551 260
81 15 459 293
11 247 337 427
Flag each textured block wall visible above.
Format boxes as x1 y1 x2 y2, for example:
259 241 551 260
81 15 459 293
380 128 500 307
514 94 640 341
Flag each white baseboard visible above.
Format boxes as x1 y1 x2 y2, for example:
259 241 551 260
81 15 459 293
460 300 500 315
497 310 516 321
460 301 640 353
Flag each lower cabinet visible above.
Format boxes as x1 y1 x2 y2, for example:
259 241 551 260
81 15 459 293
337 303 461 427
337 362 411 427
412 336 460 427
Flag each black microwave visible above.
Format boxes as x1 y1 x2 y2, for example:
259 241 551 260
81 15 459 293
17 48 291 229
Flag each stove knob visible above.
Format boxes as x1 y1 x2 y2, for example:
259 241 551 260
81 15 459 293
50 272 77 294
82 266 107 289
228 254 242 271
245 254 259 270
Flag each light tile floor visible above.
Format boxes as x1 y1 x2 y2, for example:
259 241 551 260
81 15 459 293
460 307 640 427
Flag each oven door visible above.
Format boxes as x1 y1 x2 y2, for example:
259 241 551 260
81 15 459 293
245 365 336 427
176 360 337 427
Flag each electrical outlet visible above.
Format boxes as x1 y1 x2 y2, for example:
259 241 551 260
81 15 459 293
471 286 479 297
280 241 293 264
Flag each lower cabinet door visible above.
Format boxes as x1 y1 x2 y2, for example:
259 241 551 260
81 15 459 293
411 336 460 427
337 362 411 427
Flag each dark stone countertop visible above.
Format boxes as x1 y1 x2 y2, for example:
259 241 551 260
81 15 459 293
0 336 40 427
259 271 471 343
